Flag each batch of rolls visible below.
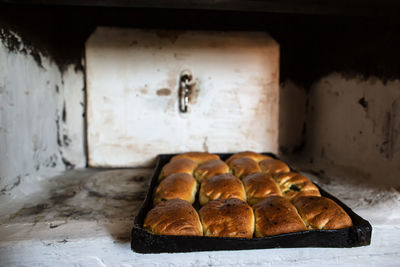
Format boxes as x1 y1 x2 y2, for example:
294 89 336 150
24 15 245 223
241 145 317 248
144 151 352 238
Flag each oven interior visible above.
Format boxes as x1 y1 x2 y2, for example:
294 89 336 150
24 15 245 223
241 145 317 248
1 2 400 264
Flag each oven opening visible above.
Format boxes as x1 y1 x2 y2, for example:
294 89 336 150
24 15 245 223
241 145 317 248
0 1 399 264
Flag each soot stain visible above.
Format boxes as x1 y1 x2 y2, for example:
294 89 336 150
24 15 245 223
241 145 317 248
11 203 50 218
0 175 21 194
63 134 71 147
292 122 307 153
155 30 182 44
62 101 67 123
61 156 75 170
379 99 398 160
88 190 146 201
56 116 62 146
358 97 368 110
0 28 44 69
43 154 58 168
49 189 77 205
289 91 310 154
279 145 288 154
130 175 146 182
129 40 138 46
2 5 400 84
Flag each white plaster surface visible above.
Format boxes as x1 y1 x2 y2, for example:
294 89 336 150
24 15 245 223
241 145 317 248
279 74 400 187
302 74 400 186
0 168 399 266
0 29 86 195
86 27 280 167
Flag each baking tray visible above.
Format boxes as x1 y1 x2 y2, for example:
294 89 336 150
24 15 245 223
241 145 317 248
131 153 372 253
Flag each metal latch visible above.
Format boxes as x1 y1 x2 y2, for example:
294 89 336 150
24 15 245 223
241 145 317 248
179 70 194 113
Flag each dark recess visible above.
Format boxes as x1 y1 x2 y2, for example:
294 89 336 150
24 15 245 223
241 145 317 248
1 3 400 88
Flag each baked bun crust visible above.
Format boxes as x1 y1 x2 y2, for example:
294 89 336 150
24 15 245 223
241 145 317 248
144 199 203 236
170 152 220 164
193 159 230 182
199 198 254 238
294 196 353 230
253 196 306 237
154 173 198 205
159 158 197 180
274 172 321 200
259 159 290 175
229 158 261 179
243 173 282 206
226 151 272 165
199 173 246 206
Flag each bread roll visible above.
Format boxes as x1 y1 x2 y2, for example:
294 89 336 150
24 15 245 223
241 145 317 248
154 173 198 205
243 173 282 206
199 198 254 238
159 158 197 180
144 199 203 236
274 172 320 201
170 152 220 164
259 159 290 175
253 196 306 237
193 159 230 182
225 151 272 165
199 173 246 206
294 196 353 230
229 157 261 179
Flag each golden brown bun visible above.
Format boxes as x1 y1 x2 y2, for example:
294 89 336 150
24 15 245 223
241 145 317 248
144 199 203 236
154 173 198 205
259 159 290 175
193 159 230 183
170 152 220 164
199 198 254 238
225 151 272 165
294 196 353 230
229 158 261 179
253 196 306 237
159 158 197 180
243 173 282 206
199 173 246 206
274 172 321 201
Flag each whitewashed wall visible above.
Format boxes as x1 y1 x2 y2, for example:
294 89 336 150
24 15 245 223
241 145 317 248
305 74 400 185
280 74 400 186
0 29 86 196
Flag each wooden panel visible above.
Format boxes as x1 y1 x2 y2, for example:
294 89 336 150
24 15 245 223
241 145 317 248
86 27 279 167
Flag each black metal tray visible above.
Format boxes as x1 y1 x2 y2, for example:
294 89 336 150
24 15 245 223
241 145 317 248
131 153 372 253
